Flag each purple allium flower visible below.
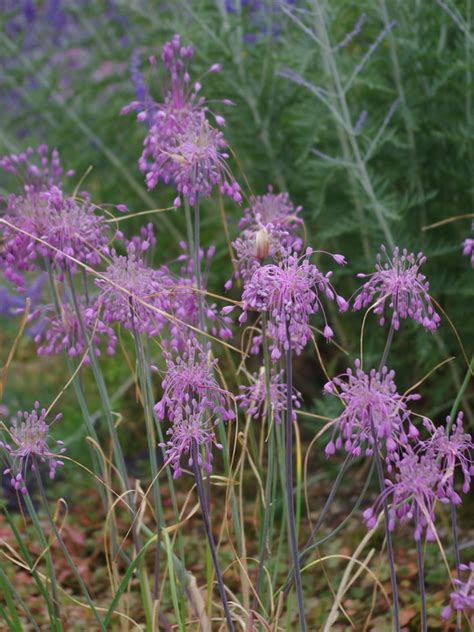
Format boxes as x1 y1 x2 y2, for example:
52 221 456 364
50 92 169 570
122 34 240 205
442 563 474 622
353 245 440 331
324 360 420 460
158 242 233 348
154 339 235 423
0 145 74 190
0 402 66 494
237 367 301 424
95 240 168 335
30 299 117 363
422 412 473 504
231 186 303 283
462 224 474 268
239 248 347 361
1 186 109 287
159 398 222 479
363 448 443 540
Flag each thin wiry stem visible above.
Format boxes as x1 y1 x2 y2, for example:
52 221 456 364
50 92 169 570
191 441 235 632
285 325 307 632
415 508 427 632
33 461 105 630
253 315 277 609
370 420 400 632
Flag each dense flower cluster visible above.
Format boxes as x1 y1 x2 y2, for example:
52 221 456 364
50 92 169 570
159 399 222 478
95 240 168 335
324 360 420 460
1 148 109 287
31 300 117 363
231 187 303 284
122 34 240 205
442 563 474 622
237 367 301 424
239 249 347 361
353 245 440 331
0 403 65 494
363 448 443 540
154 340 234 423
422 412 473 504
155 340 234 478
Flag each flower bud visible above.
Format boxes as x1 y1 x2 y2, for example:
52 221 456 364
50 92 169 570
255 227 270 260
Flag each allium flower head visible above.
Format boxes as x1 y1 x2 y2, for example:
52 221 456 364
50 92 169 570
0 402 66 494
324 360 420 460
30 299 117 363
0 145 74 190
442 563 474 622
157 242 233 348
154 339 235 423
149 115 240 205
1 186 109 287
238 186 303 242
353 245 440 331
363 448 443 540
237 367 301 424
159 399 222 478
96 239 168 335
239 248 347 361
422 412 473 504
231 187 303 283
122 34 240 205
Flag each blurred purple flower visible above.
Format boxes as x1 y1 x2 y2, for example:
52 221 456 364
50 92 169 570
462 223 474 268
0 402 65 495
157 242 233 348
237 367 301 424
324 359 420 460
30 299 117 363
353 245 441 331
1 185 109 287
95 239 168 336
442 562 474 621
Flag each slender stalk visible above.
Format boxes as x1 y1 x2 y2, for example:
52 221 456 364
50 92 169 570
132 325 162 600
285 326 307 632
415 509 427 632
33 462 105 630
450 502 461 579
371 421 400 632
447 356 474 435
191 441 235 632
281 454 352 599
3 507 59 630
253 315 277 606
183 199 244 553
194 200 206 336
379 325 395 371
44 261 124 564
65 268 140 552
